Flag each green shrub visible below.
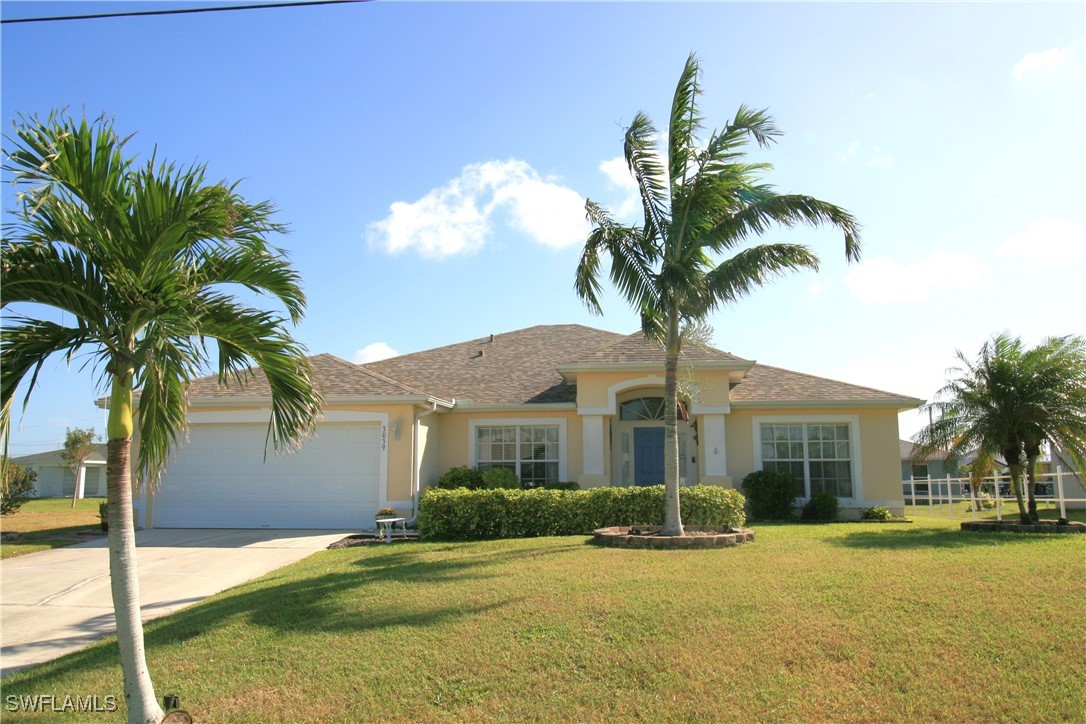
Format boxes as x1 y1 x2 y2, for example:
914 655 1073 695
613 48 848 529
417 485 746 541
437 465 485 490
801 492 839 522
538 481 580 491
481 467 520 489
859 505 893 521
1 459 37 516
99 501 109 531
741 470 797 520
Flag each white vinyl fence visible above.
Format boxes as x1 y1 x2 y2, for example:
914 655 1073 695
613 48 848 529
902 467 1086 520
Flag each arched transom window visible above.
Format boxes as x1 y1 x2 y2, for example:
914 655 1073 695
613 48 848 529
619 397 666 421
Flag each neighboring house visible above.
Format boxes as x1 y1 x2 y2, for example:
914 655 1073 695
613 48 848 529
12 445 108 498
129 324 923 529
900 440 958 480
900 440 964 501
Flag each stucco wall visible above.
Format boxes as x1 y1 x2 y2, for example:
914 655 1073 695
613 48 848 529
418 412 442 491
434 409 583 484
723 406 905 517
574 370 733 411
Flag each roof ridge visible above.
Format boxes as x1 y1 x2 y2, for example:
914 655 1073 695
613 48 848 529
361 323 619 365
747 362 917 399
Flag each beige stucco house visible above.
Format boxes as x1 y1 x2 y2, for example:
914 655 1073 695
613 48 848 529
136 324 922 529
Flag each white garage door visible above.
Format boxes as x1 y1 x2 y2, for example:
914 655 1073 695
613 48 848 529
153 423 381 529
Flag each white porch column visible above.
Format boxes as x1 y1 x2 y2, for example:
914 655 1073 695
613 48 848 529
703 415 727 477
74 465 86 500
582 415 605 476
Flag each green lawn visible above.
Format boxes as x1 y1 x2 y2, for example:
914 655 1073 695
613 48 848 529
1 497 105 559
4 518 1083 722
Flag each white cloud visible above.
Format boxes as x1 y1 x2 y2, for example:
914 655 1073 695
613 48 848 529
840 141 894 169
1012 42 1079 80
367 159 590 259
998 216 1086 265
844 251 985 304
598 156 641 220
352 342 398 364
869 146 896 170
809 281 824 295
839 141 861 165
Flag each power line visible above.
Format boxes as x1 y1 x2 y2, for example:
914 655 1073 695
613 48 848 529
1 0 368 25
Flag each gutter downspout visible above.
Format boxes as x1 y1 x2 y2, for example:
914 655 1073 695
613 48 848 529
406 401 441 528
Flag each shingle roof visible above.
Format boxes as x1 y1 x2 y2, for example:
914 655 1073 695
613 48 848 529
14 444 108 465
186 353 426 399
899 440 949 461
181 325 918 408
562 331 749 365
362 324 622 404
729 363 918 404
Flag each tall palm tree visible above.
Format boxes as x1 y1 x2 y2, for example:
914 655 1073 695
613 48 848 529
914 334 1033 523
1018 336 1086 522
1 112 323 723
576 54 861 536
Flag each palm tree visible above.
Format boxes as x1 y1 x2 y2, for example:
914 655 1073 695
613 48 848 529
1018 336 1086 522
1 112 323 723
914 334 1033 523
915 334 1086 524
575 54 861 536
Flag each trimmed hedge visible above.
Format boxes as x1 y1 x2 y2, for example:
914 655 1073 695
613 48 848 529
741 470 797 520
417 485 746 541
801 492 839 521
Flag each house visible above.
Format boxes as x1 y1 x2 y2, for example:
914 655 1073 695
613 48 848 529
12 445 108 498
900 439 957 482
900 440 965 502
133 324 923 529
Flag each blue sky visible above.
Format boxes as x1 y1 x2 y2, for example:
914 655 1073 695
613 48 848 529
2 1 1084 455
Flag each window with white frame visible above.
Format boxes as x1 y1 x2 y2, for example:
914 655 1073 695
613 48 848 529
476 424 560 486
761 422 854 498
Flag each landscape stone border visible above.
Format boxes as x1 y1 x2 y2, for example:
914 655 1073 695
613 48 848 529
961 520 1086 535
592 525 755 549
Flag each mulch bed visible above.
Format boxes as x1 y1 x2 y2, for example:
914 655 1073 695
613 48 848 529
961 520 1086 534
327 534 418 549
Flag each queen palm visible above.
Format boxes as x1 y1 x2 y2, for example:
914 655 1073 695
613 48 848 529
1018 336 1086 522
914 335 1032 523
1 112 322 723
576 54 861 536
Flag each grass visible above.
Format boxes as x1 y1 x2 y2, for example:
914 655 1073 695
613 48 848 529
3 518 1083 722
1 497 105 559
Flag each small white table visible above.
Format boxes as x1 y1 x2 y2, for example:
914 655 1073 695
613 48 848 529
375 517 407 543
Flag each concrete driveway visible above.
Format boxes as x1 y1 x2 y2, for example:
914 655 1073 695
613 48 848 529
1 528 349 676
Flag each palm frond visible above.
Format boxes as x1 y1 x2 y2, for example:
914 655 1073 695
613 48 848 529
1 320 99 433
577 200 658 315
696 243 819 314
624 113 671 243
706 192 862 260
668 52 703 193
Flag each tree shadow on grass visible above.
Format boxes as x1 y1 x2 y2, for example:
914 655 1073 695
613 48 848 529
826 526 1074 550
2 539 585 692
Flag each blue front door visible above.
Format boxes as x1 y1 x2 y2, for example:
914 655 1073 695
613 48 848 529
633 427 665 486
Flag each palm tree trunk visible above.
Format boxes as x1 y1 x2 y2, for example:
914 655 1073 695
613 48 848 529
106 374 163 724
1008 462 1029 524
661 303 684 537
1024 451 1040 523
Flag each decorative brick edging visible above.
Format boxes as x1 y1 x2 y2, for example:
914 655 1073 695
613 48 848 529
960 520 1086 534
592 525 756 549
